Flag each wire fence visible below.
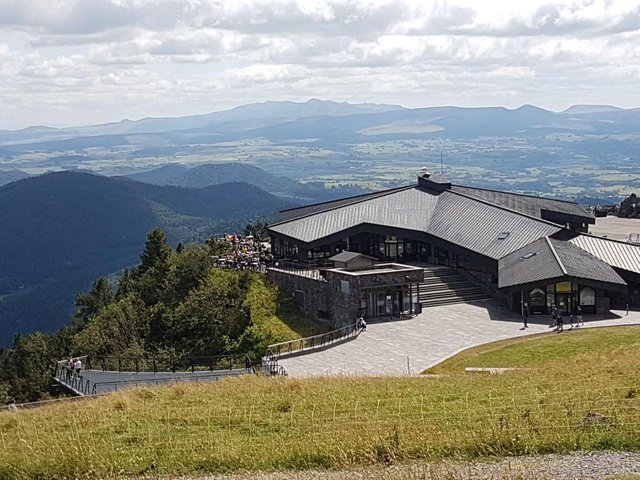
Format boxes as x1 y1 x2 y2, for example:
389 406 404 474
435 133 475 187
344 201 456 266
2 381 640 476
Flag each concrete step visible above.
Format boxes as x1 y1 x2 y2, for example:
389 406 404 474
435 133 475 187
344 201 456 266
414 264 494 307
422 296 494 308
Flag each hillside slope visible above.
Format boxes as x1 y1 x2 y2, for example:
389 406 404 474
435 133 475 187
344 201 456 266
0 171 290 344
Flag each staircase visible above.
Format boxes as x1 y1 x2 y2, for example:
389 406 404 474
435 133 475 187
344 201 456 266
418 265 493 308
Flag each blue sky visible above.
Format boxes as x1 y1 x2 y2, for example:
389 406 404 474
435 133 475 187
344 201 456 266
1 0 639 129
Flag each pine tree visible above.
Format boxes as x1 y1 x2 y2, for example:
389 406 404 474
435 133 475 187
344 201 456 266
139 228 172 275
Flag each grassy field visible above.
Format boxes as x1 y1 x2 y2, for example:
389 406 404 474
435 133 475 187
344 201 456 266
1 327 640 479
426 325 640 374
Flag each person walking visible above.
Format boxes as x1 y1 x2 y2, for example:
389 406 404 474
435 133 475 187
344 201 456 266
550 305 558 328
577 305 584 326
556 312 564 333
522 304 529 329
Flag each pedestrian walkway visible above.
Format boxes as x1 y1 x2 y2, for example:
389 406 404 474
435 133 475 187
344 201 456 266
278 302 640 377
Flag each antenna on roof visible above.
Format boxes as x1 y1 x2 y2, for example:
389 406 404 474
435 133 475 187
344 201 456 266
440 151 443 175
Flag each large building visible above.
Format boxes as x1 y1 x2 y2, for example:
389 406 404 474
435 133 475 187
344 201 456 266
267 171 640 321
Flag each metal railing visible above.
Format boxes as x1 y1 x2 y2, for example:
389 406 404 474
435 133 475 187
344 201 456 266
268 261 328 281
79 354 252 373
267 322 361 358
262 348 288 377
53 354 254 396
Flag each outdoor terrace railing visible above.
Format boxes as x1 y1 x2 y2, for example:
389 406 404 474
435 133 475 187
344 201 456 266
53 354 255 395
58 353 254 374
268 261 327 281
267 322 360 359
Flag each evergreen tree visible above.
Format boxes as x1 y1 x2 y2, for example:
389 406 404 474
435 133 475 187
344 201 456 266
73 278 114 328
139 228 172 275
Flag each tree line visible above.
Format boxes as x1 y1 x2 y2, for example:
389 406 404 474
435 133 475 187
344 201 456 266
0 228 281 403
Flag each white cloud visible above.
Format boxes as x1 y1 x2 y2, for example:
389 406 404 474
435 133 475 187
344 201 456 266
0 0 639 128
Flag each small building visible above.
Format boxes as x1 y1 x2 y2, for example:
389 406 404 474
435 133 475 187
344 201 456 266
267 263 424 327
328 251 377 269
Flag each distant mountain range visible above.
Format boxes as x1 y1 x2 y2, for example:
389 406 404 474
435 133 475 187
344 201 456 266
1 99 639 202
1 101 639 155
0 171 290 345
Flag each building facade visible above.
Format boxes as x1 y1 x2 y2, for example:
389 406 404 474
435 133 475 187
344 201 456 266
267 172 639 318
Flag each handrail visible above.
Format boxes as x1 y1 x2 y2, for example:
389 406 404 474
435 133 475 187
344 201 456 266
267 322 360 359
261 348 288 377
57 354 252 374
53 353 255 395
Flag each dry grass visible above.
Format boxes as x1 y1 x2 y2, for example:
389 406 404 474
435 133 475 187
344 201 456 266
1 330 640 479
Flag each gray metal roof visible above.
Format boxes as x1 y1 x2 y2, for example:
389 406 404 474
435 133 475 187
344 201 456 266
269 187 438 243
569 234 640 274
275 186 412 223
450 185 594 221
499 237 627 288
428 191 561 259
270 186 563 260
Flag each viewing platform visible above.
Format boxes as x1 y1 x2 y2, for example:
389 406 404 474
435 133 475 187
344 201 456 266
53 354 253 396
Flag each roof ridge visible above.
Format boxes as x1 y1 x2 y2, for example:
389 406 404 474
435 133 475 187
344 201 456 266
447 189 568 232
451 184 586 207
269 185 416 227
545 237 568 275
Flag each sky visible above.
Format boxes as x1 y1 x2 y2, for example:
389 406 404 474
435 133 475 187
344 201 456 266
1 0 639 129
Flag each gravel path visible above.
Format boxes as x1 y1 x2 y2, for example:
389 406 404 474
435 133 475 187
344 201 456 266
173 452 640 479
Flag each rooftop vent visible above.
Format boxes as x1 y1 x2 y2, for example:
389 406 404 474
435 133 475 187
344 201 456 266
498 232 510 240
521 252 537 259
417 169 451 192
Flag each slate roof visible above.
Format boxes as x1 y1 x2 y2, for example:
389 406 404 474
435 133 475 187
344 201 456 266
275 186 413 223
269 186 562 259
499 237 627 288
428 191 561 259
569 234 640 274
269 187 438 243
450 185 594 221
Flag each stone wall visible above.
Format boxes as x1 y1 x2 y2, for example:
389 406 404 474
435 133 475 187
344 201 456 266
266 269 332 323
324 266 424 326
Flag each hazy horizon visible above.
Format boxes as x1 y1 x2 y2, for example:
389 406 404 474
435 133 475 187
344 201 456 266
2 0 640 129
2 98 638 132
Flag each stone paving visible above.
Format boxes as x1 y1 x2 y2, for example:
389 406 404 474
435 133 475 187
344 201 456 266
278 302 640 377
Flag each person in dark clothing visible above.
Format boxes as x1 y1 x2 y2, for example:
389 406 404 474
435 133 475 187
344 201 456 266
523 304 529 329
556 312 564 332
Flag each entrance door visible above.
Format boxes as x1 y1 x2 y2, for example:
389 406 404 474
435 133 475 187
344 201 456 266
385 242 398 261
557 294 571 315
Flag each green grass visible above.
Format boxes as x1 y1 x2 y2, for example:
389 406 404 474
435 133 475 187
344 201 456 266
2 327 640 479
425 326 640 374
247 277 331 346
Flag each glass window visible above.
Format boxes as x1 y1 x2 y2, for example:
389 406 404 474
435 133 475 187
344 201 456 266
530 288 545 307
556 281 572 294
579 287 596 306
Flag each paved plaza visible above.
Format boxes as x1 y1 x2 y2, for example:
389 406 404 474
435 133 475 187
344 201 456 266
278 302 640 377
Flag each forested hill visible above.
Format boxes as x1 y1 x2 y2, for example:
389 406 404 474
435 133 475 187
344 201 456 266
0 171 290 345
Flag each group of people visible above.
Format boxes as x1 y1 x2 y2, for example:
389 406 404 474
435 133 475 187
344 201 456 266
64 357 82 381
550 305 584 332
211 234 274 272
